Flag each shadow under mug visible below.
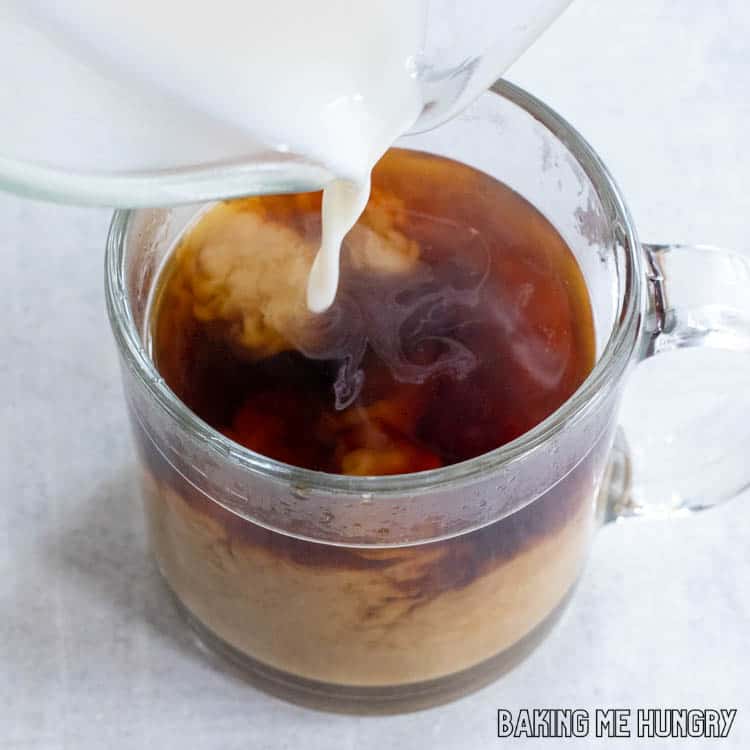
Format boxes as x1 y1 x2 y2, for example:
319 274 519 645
105 80 750 713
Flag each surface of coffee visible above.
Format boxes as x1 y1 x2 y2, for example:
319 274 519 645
150 148 595 475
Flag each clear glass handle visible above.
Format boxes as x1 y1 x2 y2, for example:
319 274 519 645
606 243 750 521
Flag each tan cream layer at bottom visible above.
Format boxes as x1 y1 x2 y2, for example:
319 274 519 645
142 470 594 687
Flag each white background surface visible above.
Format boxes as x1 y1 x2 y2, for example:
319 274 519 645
2 0 749 747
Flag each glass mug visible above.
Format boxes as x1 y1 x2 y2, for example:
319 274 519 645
105 80 750 712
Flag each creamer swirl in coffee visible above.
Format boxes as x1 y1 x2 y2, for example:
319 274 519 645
150 149 595 474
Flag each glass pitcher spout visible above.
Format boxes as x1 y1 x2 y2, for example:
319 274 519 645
413 0 574 132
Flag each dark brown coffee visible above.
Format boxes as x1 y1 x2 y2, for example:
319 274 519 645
150 148 595 474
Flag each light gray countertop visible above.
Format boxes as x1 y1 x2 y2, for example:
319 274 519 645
2 0 749 747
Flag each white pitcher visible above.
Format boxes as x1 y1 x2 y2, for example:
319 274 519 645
0 0 574 206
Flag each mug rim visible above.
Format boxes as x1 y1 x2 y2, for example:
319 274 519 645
105 78 644 496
